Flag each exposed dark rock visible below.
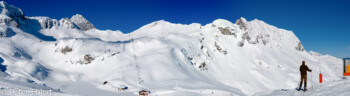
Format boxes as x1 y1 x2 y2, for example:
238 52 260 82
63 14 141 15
242 32 251 41
235 17 248 30
199 62 208 71
215 42 227 55
237 41 244 47
295 42 305 51
103 81 108 85
70 14 96 31
84 54 94 64
60 46 73 55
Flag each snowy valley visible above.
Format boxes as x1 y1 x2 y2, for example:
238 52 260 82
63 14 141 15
0 1 346 96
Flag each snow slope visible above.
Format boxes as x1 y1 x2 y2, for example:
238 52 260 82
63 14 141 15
0 1 344 96
255 79 350 96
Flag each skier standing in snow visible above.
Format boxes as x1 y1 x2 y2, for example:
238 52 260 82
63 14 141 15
299 61 312 91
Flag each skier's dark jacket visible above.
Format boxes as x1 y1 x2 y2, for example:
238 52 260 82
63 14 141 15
300 64 311 76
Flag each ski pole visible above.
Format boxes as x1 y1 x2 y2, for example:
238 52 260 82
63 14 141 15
311 71 313 90
296 74 300 90
296 80 299 89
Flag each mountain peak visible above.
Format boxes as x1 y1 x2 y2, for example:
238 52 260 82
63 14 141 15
71 14 84 20
211 19 235 28
238 17 247 23
235 17 248 30
0 1 6 7
70 14 95 31
0 1 24 19
138 20 173 30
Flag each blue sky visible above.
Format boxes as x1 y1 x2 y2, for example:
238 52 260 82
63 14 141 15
5 0 350 58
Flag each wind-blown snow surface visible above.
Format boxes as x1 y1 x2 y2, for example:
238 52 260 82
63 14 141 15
0 1 343 96
255 79 350 96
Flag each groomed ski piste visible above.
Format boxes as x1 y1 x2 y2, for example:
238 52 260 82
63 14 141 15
256 79 350 96
0 1 347 96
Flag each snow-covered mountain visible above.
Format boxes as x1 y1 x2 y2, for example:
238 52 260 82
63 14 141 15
0 1 343 96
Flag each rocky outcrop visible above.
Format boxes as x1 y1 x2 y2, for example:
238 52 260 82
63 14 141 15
218 27 236 37
0 1 25 27
295 42 305 51
70 14 95 31
0 1 24 19
235 17 248 31
34 14 95 31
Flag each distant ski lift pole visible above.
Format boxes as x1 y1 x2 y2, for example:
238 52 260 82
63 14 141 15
343 58 350 76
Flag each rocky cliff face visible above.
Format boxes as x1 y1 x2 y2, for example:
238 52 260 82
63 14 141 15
70 14 96 31
0 1 25 27
33 14 95 31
